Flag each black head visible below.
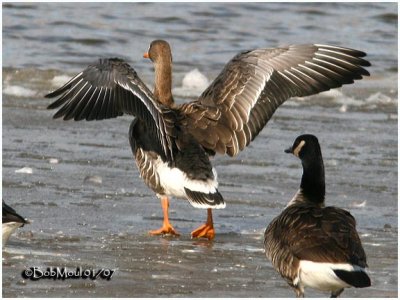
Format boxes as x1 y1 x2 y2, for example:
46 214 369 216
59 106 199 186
285 134 325 204
285 134 322 161
143 40 172 63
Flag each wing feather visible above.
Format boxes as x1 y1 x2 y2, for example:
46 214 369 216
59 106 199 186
46 58 175 160
179 44 370 156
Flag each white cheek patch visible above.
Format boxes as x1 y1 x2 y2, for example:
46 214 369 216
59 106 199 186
293 140 306 157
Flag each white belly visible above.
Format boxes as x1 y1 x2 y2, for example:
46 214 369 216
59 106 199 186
154 157 218 198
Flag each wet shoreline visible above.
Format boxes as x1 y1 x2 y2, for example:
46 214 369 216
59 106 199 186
3 101 397 297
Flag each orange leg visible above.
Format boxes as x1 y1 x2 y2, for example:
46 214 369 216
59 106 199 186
149 196 180 236
191 208 215 240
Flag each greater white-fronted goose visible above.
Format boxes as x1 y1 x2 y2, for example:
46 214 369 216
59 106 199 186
2 200 29 246
264 134 371 297
46 40 370 240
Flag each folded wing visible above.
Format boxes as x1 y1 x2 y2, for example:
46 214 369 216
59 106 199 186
284 205 367 266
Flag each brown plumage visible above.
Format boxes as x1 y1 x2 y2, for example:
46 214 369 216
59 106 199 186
264 134 370 297
46 40 370 239
265 205 368 292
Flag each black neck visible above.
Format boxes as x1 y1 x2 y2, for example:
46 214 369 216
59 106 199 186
300 154 325 205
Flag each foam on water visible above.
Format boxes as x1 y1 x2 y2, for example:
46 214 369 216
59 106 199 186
173 68 209 98
15 167 33 174
297 88 397 111
350 200 367 208
51 75 72 87
365 92 396 106
83 175 103 185
3 85 36 98
49 158 59 164
1 66 396 114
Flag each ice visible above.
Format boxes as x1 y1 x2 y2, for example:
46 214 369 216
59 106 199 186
15 167 33 174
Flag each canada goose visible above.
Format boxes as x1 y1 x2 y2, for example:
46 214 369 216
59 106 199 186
264 134 371 297
2 200 29 246
46 40 370 240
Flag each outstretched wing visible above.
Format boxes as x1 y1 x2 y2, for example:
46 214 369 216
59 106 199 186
180 44 370 156
46 58 175 160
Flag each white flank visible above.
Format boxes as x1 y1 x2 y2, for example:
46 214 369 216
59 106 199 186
154 157 218 198
3 222 23 245
297 260 364 292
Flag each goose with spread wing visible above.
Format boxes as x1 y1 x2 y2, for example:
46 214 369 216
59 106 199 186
46 40 370 240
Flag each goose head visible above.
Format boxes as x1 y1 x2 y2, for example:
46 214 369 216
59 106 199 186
285 134 322 162
143 40 174 106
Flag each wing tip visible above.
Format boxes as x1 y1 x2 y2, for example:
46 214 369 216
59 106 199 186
45 90 58 98
47 101 59 110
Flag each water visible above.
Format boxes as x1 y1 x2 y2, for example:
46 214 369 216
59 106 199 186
2 2 398 298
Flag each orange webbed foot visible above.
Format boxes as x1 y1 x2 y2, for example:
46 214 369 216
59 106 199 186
191 223 215 240
149 224 180 237
149 196 180 237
